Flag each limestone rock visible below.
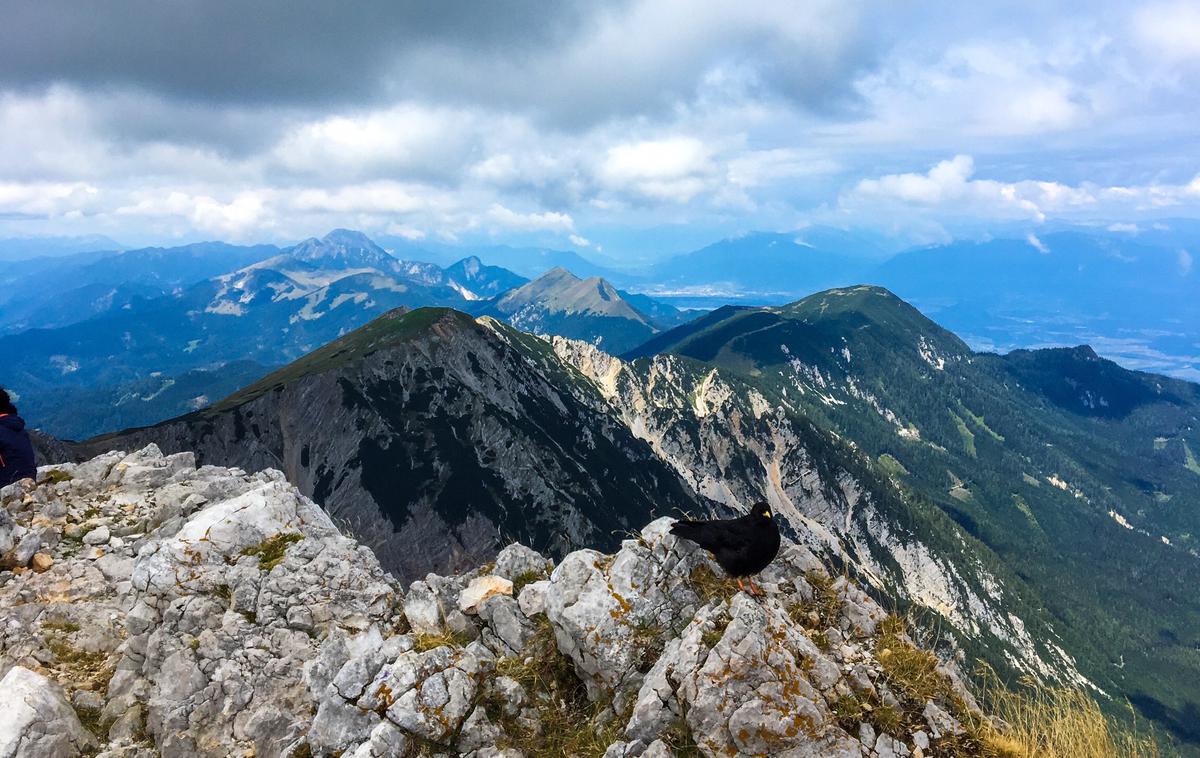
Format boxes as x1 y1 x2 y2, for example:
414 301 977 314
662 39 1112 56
0 666 96 757
0 446 985 758
459 575 514 615
82 525 110 545
492 543 550 582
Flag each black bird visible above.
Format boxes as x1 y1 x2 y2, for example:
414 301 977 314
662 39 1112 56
670 501 781 596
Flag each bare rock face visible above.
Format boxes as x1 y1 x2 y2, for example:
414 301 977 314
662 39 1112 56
1 447 978 758
0 666 96 758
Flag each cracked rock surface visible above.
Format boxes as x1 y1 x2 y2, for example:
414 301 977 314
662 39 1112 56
2 447 977 757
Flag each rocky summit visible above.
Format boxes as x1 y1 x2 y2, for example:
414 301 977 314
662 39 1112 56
0 446 986 758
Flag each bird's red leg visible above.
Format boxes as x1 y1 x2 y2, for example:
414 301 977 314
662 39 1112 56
737 578 746 593
749 579 762 597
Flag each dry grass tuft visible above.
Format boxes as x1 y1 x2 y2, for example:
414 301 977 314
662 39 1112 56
974 666 1162 758
688 564 739 602
786 570 842 630
484 616 625 757
410 629 475 652
872 614 1161 758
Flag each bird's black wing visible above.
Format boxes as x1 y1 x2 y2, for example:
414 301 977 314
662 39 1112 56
671 514 753 555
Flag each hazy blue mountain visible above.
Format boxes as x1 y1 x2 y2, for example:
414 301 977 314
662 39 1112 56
869 230 1200 379
643 229 875 300
0 234 123 261
18 360 274 441
0 241 280 333
0 230 541 438
443 256 529 299
377 236 622 280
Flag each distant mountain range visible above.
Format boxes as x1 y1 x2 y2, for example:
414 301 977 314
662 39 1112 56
0 234 123 261
0 241 280 333
80 286 1200 750
867 230 1200 380
0 229 690 438
3 220 1199 437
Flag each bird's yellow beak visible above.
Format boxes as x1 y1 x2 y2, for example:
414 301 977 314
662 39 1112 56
763 510 772 518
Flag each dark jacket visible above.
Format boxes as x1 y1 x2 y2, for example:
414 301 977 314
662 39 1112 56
0 414 37 487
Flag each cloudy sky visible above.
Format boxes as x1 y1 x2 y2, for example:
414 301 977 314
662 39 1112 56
2 0 1199 257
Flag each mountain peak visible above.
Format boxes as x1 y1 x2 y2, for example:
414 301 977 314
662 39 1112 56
210 306 475 410
321 228 377 246
496 268 644 321
287 229 392 268
537 266 581 283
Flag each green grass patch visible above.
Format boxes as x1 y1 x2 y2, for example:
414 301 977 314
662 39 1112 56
74 706 114 741
878 453 909 477
1182 441 1200 476
661 716 704 757
960 404 1005 443
411 629 475 653
38 468 73 485
1011 495 1040 529
949 412 977 458
832 691 902 737
948 470 973 503
511 568 547 595
240 532 303 571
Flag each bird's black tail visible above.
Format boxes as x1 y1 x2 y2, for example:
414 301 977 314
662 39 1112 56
670 519 704 543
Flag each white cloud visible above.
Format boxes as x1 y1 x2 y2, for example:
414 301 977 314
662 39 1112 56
271 105 477 181
0 181 99 217
599 137 716 202
1107 222 1139 233
1134 2 1200 62
844 155 1200 225
1180 249 1194 275
3 3 1200 248
115 190 269 237
486 204 576 233
569 233 592 248
385 224 426 240
1026 232 1049 253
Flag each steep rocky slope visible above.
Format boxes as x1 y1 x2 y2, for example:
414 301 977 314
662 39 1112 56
1 447 990 758
625 285 1200 747
550 338 1083 691
85 308 708 581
